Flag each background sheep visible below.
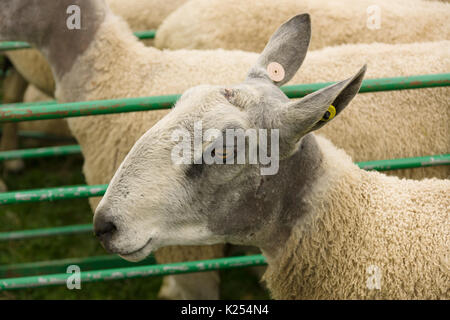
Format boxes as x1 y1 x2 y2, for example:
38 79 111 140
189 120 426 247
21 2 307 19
1 0 448 299
155 0 450 52
95 16 450 299
5 0 187 95
0 0 187 171
0 68 27 171
17 86 72 138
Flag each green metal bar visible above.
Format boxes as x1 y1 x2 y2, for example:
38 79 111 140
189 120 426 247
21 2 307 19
0 224 93 241
0 69 11 77
282 73 450 98
357 73 450 92
0 185 106 205
2 72 446 109
133 30 157 40
0 255 156 278
0 154 448 206
0 154 447 242
0 94 181 123
357 154 450 171
1 74 448 123
0 255 267 290
0 145 81 161
0 30 157 51
0 41 30 51
0 100 56 109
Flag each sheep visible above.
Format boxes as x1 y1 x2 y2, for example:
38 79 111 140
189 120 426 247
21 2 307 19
0 68 27 172
5 0 188 96
155 0 450 52
94 15 450 299
0 0 187 171
1 0 448 299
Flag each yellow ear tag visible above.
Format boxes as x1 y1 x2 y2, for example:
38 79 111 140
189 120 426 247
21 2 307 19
321 105 336 122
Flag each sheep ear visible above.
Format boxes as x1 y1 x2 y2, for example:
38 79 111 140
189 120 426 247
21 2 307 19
278 65 366 142
246 14 311 87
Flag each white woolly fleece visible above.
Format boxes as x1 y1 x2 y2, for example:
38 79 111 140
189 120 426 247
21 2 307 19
263 135 450 299
156 0 450 52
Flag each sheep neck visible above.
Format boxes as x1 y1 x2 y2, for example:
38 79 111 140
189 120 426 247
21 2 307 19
33 0 107 83
259 135 449 299
47 8 162 103
257 135 368 298
257 135 363 262
218 134 333 257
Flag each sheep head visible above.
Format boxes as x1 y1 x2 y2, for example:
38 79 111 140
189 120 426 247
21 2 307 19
93 14 366 262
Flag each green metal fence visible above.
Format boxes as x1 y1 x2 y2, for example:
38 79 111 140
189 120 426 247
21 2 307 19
0 154 449 206
0 154 448 243
1 73 449 123
0 224 94 241
0 254 156 278
0 255 267 290
1 144 449 168
0 30 156 51
0 145 81 161
0 68 449 290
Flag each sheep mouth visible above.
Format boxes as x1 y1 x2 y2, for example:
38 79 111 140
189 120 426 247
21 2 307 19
118 237 153 261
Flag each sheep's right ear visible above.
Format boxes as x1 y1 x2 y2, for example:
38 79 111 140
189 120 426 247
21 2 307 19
246 14 311 87
276 65 366 150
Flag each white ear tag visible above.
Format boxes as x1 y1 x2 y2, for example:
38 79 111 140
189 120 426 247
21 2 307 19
267 62 285 82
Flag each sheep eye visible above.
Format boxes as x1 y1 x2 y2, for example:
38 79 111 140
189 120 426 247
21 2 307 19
216 145 236 160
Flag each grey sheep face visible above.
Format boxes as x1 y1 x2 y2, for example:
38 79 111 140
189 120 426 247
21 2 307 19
0 0 52 43
0 0 106 43
0 0 107 79
94 14 366 262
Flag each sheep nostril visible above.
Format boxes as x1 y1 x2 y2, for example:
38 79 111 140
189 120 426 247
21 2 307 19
94 218 117 238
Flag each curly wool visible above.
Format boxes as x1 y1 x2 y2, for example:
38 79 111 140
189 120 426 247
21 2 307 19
263 135 450 299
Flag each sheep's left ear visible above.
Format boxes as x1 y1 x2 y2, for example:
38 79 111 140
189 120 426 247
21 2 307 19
278 65 367 144
246 14 311 87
